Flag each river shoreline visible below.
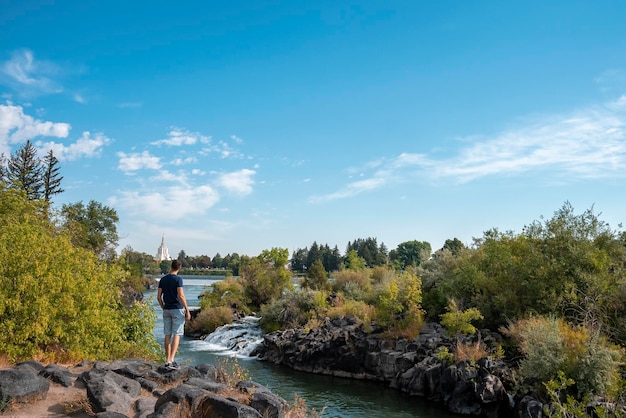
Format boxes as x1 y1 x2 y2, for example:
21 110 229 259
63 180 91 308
150 280 460 417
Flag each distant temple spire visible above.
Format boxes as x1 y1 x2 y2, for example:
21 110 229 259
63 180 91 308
155 233 171 261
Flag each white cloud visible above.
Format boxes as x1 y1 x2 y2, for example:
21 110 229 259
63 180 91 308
117 151 161 173
171 156 197 166
149 170 189 185
110 185 220 220
436 99 626 182
1 49 62 95
216 169 255 196
311 95 626 202
199 138 244 159
39 131 111 161
0 103 70 155
309 177 386 203
151 128 210 146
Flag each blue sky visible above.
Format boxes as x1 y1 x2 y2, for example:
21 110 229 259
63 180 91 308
1 1 626 258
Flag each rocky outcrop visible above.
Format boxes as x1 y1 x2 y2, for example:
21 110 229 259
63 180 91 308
256 317 523 418
0 359 292 418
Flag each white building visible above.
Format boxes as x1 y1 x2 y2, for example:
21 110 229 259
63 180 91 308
155 233 171 261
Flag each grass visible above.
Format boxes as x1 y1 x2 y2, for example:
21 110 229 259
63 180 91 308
61 395 95 416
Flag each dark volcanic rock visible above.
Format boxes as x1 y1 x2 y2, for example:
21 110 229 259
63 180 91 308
0 367 49 404
258 318 530 417
1 359 293 418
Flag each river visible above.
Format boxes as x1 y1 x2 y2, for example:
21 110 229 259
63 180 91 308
145 277 458 418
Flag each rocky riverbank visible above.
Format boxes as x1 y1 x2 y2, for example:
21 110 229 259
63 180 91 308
0 359 293 418
254 316 540 418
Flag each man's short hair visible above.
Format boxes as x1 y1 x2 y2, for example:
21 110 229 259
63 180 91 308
171 259 182 271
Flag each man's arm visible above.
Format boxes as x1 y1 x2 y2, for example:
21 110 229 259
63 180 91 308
157 288 164 309
177 287 191 320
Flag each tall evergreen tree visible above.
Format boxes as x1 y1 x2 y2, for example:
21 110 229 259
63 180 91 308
0 153 7 184
42 149 64 204
290 247 308 273
7 140 43 200
306 241 321 270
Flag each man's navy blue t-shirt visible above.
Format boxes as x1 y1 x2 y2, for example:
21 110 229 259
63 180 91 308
159 274 184 310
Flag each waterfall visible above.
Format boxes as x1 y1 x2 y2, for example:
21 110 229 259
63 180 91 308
187 316 264 358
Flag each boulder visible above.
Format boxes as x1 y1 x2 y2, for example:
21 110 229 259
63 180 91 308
135 397 158 418
185 377 228 393
84 369 142 414
0 367 49 404
40 363 74 387
249 391 290 418
196 392 262 418
519 395 544 418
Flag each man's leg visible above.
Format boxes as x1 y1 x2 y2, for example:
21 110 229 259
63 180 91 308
168 308 186 365
169 335 180 363
163 309 174 364
164 334 172 362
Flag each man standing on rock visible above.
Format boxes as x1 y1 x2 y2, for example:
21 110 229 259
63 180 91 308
157 259 191 369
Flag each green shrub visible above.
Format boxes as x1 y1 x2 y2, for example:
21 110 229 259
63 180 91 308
435 346 455 366
190 306 234 334
327 299 376 330
338 281 366 301
440 299 483 338
332 269 371 293
199 277 247 312
375 268 424 330
505 315 622 398
259 289 328 332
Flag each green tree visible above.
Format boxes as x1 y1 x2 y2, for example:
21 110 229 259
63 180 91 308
258 247 290 267
227 253 241 276
60 200 120 261
178 250 189 268
346 237 388 267
212 253 223 269
42 149 64 205
290 248 308 273
390 240 432 269
345 250 366 270
7 140 43 201
442 238 465 256
240 249 292 310
119 246 160 276
303 259 330 291
306 241 321 270
325 245 342 271
0 153 7 184
159 260 170 275
440 299 484 338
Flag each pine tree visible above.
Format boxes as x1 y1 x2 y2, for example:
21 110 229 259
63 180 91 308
7 140 43 200
0 153 7 184
42 149 64 204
